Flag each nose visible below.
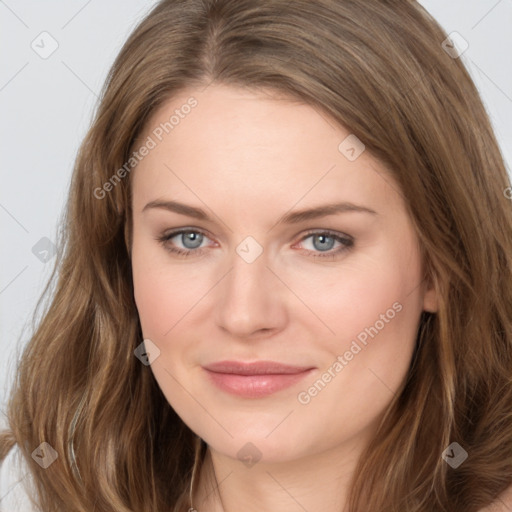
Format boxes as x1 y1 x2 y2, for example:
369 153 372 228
214 248 288 339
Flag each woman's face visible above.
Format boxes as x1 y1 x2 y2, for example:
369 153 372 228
130 83 438 464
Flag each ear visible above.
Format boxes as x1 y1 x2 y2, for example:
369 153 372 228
422 274 439 313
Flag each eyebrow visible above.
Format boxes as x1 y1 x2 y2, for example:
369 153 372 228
142 199 378 224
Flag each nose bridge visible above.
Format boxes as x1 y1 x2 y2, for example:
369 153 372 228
215 242 285 336
227 247 269 296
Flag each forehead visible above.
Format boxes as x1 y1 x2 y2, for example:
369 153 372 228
131 84 401 220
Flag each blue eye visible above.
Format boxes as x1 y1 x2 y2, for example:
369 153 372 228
156 228 354 260
298 231 353 259
156 230 210 257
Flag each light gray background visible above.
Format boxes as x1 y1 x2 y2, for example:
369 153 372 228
1 0 512 428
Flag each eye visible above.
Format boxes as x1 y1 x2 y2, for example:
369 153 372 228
294 230 354 260
156 228 354 260
156 229 213 257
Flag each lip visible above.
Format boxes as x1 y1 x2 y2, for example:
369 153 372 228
202 360 315 398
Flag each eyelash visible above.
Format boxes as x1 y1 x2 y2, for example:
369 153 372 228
155 228 354 260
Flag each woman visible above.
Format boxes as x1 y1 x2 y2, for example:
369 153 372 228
1 1 512 511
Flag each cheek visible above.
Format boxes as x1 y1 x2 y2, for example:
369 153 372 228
132 234 174 338
131 239 211 434
295 271 423 447
299 257 421 345
131 237 211 342
306 239 424 393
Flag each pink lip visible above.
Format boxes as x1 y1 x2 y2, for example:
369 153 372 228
202 360 315 398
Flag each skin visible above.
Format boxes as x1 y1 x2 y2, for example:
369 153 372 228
130 83 439 512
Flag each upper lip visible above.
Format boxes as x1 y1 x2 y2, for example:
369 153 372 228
203 360 314 375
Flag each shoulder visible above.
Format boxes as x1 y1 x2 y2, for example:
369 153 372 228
0 443 40 511
479 483 512 512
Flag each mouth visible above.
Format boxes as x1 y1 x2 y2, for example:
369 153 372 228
202 360 316 398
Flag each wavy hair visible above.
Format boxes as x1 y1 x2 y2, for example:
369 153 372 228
2 0 512 510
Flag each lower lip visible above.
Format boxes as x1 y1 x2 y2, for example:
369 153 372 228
203 368 314 398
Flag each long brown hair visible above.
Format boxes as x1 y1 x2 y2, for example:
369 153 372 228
2 1 512 510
